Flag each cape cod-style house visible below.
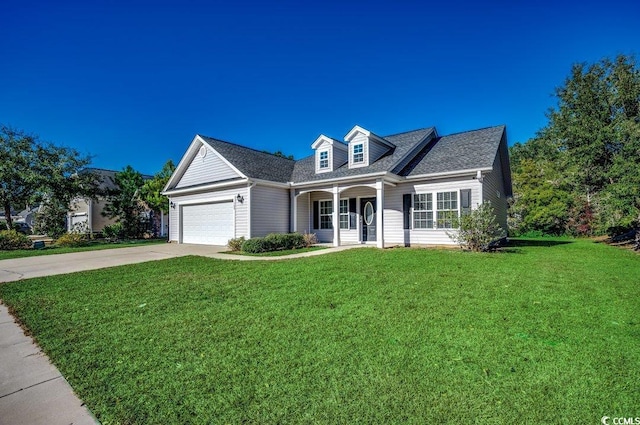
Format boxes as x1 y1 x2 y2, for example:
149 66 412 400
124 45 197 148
163 124 512 247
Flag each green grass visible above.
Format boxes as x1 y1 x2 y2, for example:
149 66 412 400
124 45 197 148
221 246 327 256
1 238 638 424
0 238 166 260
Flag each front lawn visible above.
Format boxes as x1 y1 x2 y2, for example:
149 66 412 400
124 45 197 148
1 238 638 423
0 238 166 260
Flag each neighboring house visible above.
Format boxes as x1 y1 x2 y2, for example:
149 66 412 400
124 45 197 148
68 168 120 233
68 168 168 236
163 124 512 247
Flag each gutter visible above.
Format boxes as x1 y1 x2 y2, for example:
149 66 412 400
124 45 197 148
162 179 249 196
290 172 401 188
404 167 492 181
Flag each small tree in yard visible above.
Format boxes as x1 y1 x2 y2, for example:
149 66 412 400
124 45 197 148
103 166 148 239
449 202 507 252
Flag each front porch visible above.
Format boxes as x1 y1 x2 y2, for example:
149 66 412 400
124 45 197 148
291 179 391 248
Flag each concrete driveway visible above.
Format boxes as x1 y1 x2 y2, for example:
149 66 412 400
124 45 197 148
0 243 227 283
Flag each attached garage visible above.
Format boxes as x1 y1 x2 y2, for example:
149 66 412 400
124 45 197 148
180 201 234 245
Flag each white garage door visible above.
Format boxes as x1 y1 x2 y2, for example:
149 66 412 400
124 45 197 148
181 202 234 245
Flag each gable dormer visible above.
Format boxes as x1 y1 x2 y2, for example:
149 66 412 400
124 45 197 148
344 125 395 169
312 135 348 174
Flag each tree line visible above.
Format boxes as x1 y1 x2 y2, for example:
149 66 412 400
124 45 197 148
0 124 175 239
509 54 640 239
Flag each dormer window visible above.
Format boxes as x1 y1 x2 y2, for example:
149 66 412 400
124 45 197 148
353 144 364 163
312 134 348 174
319 151 329 169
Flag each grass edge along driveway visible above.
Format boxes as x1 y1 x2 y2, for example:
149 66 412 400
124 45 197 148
1 238 638 424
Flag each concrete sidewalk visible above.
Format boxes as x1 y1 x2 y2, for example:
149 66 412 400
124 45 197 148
0 303 98 424
0 242 368 424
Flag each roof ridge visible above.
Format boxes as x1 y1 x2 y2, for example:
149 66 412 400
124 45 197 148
199 134 296 162
440 125 505 138
383 127 435 138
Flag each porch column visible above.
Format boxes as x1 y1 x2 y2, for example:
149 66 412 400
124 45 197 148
376 179 384 248
290 189 297 233
333 185 340 247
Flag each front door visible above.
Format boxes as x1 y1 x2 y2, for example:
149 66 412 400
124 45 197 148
361 197 376 242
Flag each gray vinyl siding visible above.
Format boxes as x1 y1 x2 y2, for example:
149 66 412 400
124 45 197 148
167 185 249 243
333 147 347 169
368 139 390 164
295 192 311 234
250 185 290 237
384 178 483 246
482 153 509 231
175 147 240 189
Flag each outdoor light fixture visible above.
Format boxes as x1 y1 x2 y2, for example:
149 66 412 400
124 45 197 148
236 194 244 203
170 201 176 209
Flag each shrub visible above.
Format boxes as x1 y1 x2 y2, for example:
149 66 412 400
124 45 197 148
302 232 318 247
0 230 32 250
55 232 89 247
448 202 507 252
241 233 305 253
264 233 305 250
227 236 246 252
103 223 125 241
241 237 269 253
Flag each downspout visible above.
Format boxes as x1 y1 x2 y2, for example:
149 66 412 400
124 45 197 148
476 170 484 206
88 199 93 234
246 181 257 238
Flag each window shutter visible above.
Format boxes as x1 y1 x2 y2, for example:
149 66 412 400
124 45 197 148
460 189 471 215
403 194 411 229
349 198 357 229
313 201 319 229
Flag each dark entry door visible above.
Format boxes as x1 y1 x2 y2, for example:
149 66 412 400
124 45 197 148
361 197 376 242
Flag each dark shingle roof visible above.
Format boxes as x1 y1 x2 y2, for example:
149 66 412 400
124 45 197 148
82 168 153 191
191 125 506 185
291 128 435 183
406 126 506 176
200 136 296 183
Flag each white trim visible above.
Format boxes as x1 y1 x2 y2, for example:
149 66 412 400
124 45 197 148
163 135 247 192
291 172 401 188
248 178 290 189
409 189 461 230
318 198 334 231
316 148 332 173
405 167 492 181
311 134 348 151
344 125 395 148
247 181 256 238
163 179 248 196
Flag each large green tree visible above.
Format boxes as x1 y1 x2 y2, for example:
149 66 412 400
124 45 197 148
140 160 175 214
509 54 640 236
103 165 148 238
0 125 94 232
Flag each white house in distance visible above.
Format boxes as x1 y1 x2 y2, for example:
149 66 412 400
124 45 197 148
162 124 512 248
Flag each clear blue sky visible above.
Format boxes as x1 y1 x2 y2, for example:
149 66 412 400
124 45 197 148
1 0 638 175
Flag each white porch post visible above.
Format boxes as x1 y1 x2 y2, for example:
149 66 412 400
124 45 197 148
376 179 384 248
332 185 340 247
290 189 297 233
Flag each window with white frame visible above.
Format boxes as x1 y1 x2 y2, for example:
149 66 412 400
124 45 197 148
320 200 333 229
319 150 329 169
436 191 458 228
339 199 349 229
413 193 433 229
352 143 364 163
